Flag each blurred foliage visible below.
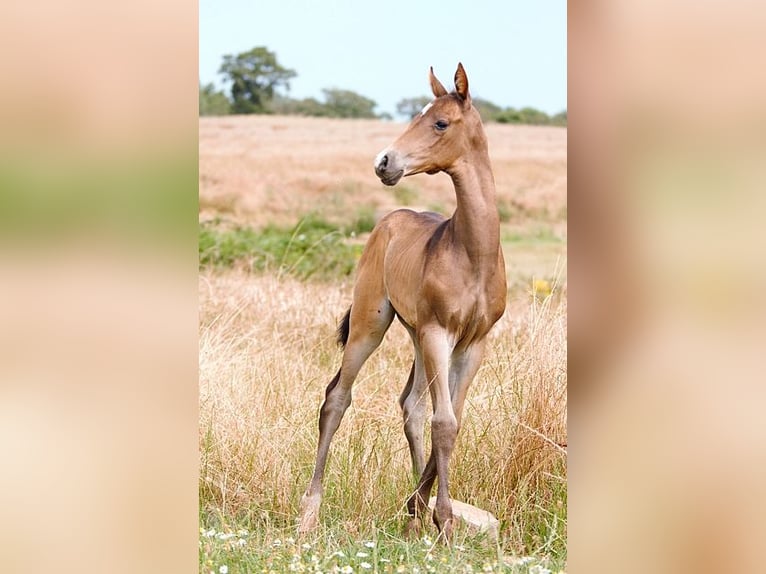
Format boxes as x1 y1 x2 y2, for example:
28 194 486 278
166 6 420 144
497 106 549 126
199 83 231 116
0 154 197 244
495 106 567 126
269 95 327 117
472 98 504 121
269 89 378 119
551 109 567 126
320 88 377 118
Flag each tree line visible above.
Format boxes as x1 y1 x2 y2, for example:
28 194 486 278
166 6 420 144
200 46 566 126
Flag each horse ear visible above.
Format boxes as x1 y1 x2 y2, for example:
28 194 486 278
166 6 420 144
429 66 448 98
454 62 471 105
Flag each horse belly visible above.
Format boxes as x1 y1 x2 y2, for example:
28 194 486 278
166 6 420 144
381 214 441 327
383 262 423 327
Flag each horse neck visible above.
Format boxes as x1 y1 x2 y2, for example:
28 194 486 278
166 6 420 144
447 146 500 272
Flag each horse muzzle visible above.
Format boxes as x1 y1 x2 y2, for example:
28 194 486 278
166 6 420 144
374 149 405 186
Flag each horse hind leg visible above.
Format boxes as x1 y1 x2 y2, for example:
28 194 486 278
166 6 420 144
399 348 428 480
401 340 440 539
298 299 394 533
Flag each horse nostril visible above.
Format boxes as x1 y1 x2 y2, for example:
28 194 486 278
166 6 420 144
374 150 392 175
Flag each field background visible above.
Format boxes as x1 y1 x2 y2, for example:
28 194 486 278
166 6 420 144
199 115 567 573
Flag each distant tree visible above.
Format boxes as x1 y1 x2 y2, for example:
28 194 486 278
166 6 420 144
396 96 432 119
472 98 504 122
496 106 552 125
321 88 378 118
269 90 381 119
551 109 567 126
495 107 519 124
199 83 231 116
519 106 550 125
270 94 329 117
218 46 297 114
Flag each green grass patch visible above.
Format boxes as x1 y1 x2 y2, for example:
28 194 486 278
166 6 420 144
502 226 564 245
348 206 377 235
199 515 565 573
199 213 369 280
392 184 419 206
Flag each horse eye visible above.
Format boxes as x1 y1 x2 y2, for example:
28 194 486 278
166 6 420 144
434 120 449 131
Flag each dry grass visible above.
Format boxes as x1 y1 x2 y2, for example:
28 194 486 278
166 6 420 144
199 272 566 555
199 115 566 230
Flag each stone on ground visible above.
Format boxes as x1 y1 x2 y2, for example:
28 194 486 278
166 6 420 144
428 497 499 540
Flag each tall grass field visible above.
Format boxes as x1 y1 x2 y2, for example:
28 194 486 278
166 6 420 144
199 115 567 573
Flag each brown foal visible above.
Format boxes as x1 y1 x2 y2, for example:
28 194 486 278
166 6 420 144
298 63 506 541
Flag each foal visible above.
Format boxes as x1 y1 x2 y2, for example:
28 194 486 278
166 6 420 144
299 63 506 540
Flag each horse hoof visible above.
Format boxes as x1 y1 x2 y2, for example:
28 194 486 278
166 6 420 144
404 517 422 539
433 514 453 544
298 512 318 534
298 493 321 534
440 518 453 542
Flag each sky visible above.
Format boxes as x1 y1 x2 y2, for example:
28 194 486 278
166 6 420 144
200 0 566 118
